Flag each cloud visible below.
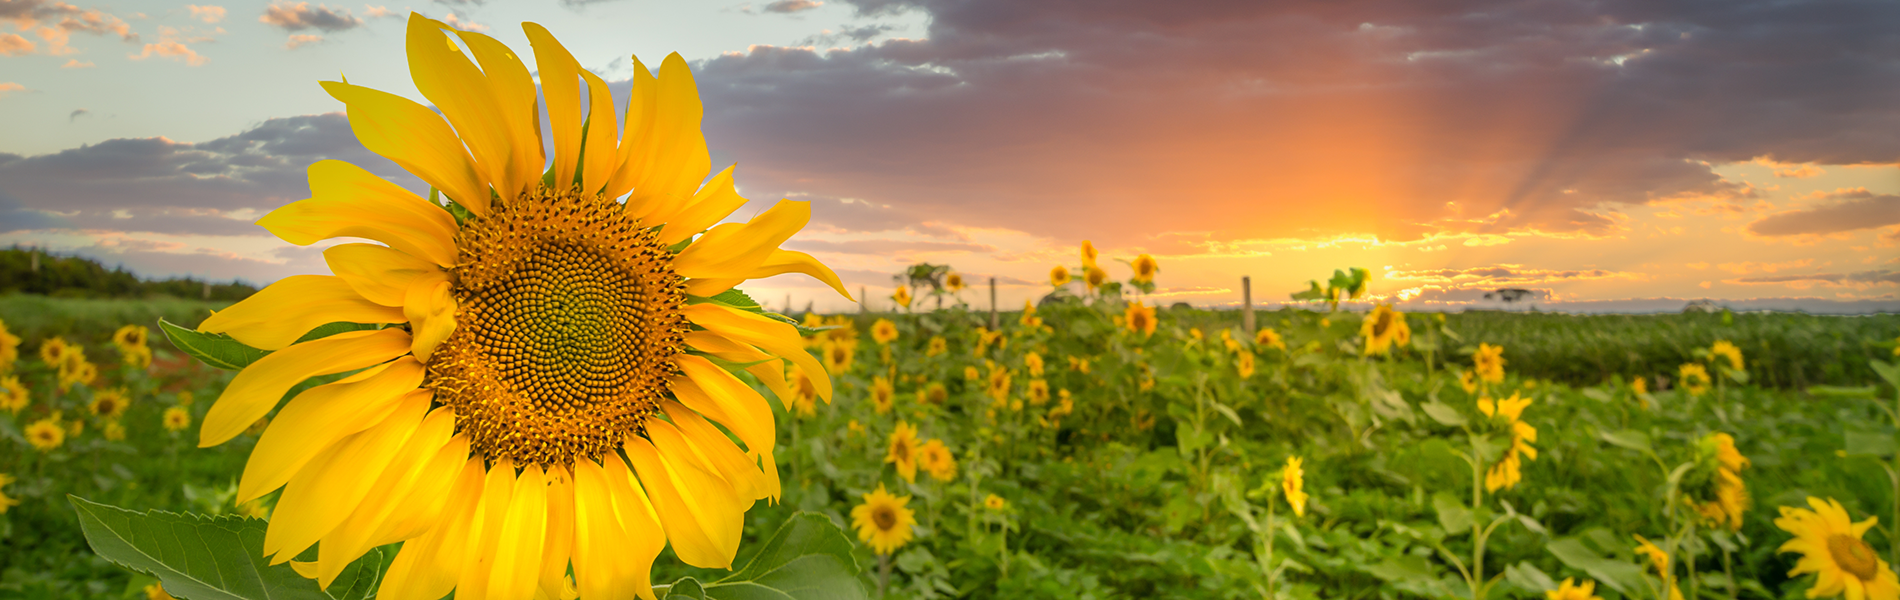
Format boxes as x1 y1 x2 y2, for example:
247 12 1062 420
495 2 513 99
187 5 226 23
259 1 364 32
795 23 896 47
59 57 90 67
128 26 206 66
1724 270 1900 289
1383 264 1642 287
68 108 87 121
1745 188 1900 238
363 5 398 19
0 82 23 98
285 33 322 49
0 0 136 56
440 12 486 32
0 113 421 236
0 32 31 55
764 0 824 14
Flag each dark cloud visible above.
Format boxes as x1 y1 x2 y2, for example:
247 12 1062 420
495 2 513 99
764 0 824 14
0 113 421 236
796 23 897 47
1384 265 1640 286
67 108 87 121
1745 189 1900 237
1726 269 1900 286
672 0 1900 248
259 2 365 33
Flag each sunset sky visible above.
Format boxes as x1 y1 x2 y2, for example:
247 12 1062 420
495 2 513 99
2 0 1896 313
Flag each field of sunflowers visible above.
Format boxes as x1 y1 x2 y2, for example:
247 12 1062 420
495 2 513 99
2 257 1899 600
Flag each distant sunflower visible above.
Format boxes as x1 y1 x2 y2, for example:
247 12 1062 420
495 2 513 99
162 406 190 432
984 493 1007 511
0 473 19 514
89 387 130 420
1686 433 1750 531
1084 265 1108 293
1474 343 1506 384
919 382 947 406
1050 266 1071 287
1479 392 1537 492
1024 352 1044 376
870 376 895 415
1361 305 1405 356
104 420 126 441
872 318 898 345
851 483 915 555
38 337 69 366
1681 363 1712 397
27 416 63 451
925 336 947 357
893 286 913 309
1080 240 1099 269
1237 352 1256 379
823 340 856 375
917 438 956 482
1776 497 1900 600
1125 303 1157 337
1255 328 1285 351
1027 379 1050 406
1546 578 1605 600
1020 299 1043 328
183 15 852 598
945 271 966 293
787 366 819 418
986 367 1012 406
1068 355 1091 374
887 421 920 482
0 319 18 374
1131 253 1159 284
1282 456 1307 517
1711 340 1744 372
1 376 27 414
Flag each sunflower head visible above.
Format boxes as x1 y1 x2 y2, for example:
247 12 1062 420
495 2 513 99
1050 265 1071 287
1282 456 1308 517
871 376 895 414
945 272 965 292
823 339 857 374
1132 253 1158 283
1685 432 1750 530
921 382 948 406
1255 328 1285 351
27 417 64 451
1546 578 1604 600
1633 534 1669 575
1681 363 1712 396
112 324 149 351
38 337 69 366
1084 265 1108 292
986 367 1012 405
1777 497 1900 600
1080 240 1099 268
1 376 28 414
1711 340 1744 371
161 406 190 431
984 493 1007 511
89 387 130 419
892 286 913 309
851 484 916 555
1027 379 1050 406
1024 352 1044 376
918 438 957 482
1125 303 1157 337
1474 343 1506 383
1237 352 1256 379
887 421 920 482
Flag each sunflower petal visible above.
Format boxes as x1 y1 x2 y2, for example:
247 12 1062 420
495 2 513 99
683 248 852 301
602 56 656 203
201 328 412 447
404 280 457 362
576 68 621 195
656 165 745 246
683 303 830 401
325 243 449 308
457 460 518 600
617 54 710 222
315 405 456 587
262 392 430 563
683 331 794 409
488 464 549 600
239 360 424 503
623 434 743 569
378 457 485 600
524 22 589 193
672 354 775 459
673 200 809 279
198 275 406 351
318 81 490 215
662 401 775 501
573 456 660 600
373 433 473 544
260 160 458 266
407 14 538 203
538 468 577 600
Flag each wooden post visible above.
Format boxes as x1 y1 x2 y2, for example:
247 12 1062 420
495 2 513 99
988 277 999 330
1241 276 1255 335
859 286 868 314
202 280 211 300
784 293 792 315
29 250 38 274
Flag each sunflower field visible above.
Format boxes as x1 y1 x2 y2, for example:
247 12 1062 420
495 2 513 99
3 267 1900 600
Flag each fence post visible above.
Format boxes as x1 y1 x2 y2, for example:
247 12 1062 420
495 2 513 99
988 277 999 330
860 286 868 314
1242 276 1255 335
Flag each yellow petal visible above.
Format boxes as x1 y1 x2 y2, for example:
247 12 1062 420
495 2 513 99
661 401 775 501
572 457 656 600
198 275 406 351
263 392 430 563
371 433 473 545
681 278 745 298
406 15 539 203
602 56 656 203
404 280 457 362
683 303 830 401
524 22 590 194
537 468 576 600
201 328 412 447
319 80 490 215
615 54 710 223
683 249 852 301
378 457 486 600
290 560 319 579
576 67 621 195
672 200 809 279
683 331 793 409
325 243 449 308
239 359 425 503
488 464 548 600
671 354 774 458
260 159 459 266
458 459 518 600
315 405 456 587
623 434 742 569
655 165 746 246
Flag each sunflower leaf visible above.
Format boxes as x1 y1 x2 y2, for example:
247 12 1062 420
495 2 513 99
691 512 869 600
156 317 270 371
69 495 340 600
293 322 384 344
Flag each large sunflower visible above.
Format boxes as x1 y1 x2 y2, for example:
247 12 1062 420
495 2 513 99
1777 497 1900 600
192 15 850 600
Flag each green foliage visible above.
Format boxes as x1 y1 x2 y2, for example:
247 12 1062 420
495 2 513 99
69 496 384 600
0 247 257 301
156 318 269 371
663 513 868 600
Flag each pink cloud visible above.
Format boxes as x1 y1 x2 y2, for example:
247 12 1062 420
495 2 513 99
186 5 226 24
0 82 25 98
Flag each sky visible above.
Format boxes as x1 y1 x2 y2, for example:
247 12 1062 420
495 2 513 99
1 0 1897 314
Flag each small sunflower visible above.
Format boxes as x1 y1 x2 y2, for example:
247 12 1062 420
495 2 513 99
1024 352 1044 376
1068 355 1091 374
964 365 981 381
0 319 18 374
27 416 64 451
1027 379 1050 406
788 366 819 418
1084 265 1108 293
1634 534 1668 575
38 337 69 366
851 484 916 556
1125 303 1157 337
1632 376 1651 410
162 406 191 432
871 318 898 345
1361 304 1406 356
1474 343 1506 384
89 387 130 420
917 439 956 482
870 376 894 415
1236 351 1257 379
984 493 1007 511
0 473 21 514
1131 253 1158 284
1255 328 1285 351
1711 340 1744 372
945 271 965 292
1050 266 1071 287
823 339 857 375
1686 433 1750 530
1 376 28 413
1777 497 1900 600
104 420 126 441
1080 240 1099 269
887 421 920 482
1459 370 1479 394
1019 299 1043 328
986 367 1012 406
919 382 947 406
892 286 913 309
1681 363 1712 397
925 336 947 357
1282 456 1307 517
1479 392 1537 492
1547 578 1605 600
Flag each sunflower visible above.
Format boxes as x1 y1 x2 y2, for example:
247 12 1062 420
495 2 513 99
178 16 862 598
788 365 819 418
27 416 64 451
1020 299 1043 328
1460 370 1479 394
39 337 69 366
1686 432 1750 531
851 483 915 556
984 494 1007 511
1282 456 1307 517
1479 392 1537 492
871 318 898 345
986 367 1012 406
823 339 856 375
1 376 27 414
964 365 981 381
887 421 920 482
104 420 126 441
1027 379 1050 406
1080 240 1099 269
1547 578 1605 600
919 382 947 406
90 387 131 420
113 324 152 369
925 336 947 358
1474 343 1506 384
1237 352 1256 379
1632 376 1652 410
1634 534 1668 575
1024 352 1044 376
144 583 176 600
1131 253 1158 284
1681 363 1712 397
0 472 20 515
1711 340 1744 372
162 406 191 431
1125 303 1157 337
893 286 913 309
870 375 894 415
1050 266 1071 287
0 319 18 374
945 271 965 292
1255 328 1285 351
1068 355 1091 374
1084 265 1108 293
917 439 956 482
1777 497 1900 600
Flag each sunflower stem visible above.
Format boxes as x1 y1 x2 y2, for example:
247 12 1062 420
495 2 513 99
877 552 891 598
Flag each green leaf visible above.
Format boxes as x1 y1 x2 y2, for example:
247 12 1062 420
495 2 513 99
1809 385 1880 398
1546 537 1645 596
1871 360 1900 390
157 317 270 371
1433 493 1473 533
666 578 709 599
1366 554 1440 585
1599 429 1654 454
1503 561 1558 594
69 495 341 600
1290 281 1326 301
1845 430 1898 457
692 512 870 600
698 288 766 314
1421 400 1467 427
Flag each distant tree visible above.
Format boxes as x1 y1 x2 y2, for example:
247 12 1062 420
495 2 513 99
1483 288 1535 304
0 246 257 300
